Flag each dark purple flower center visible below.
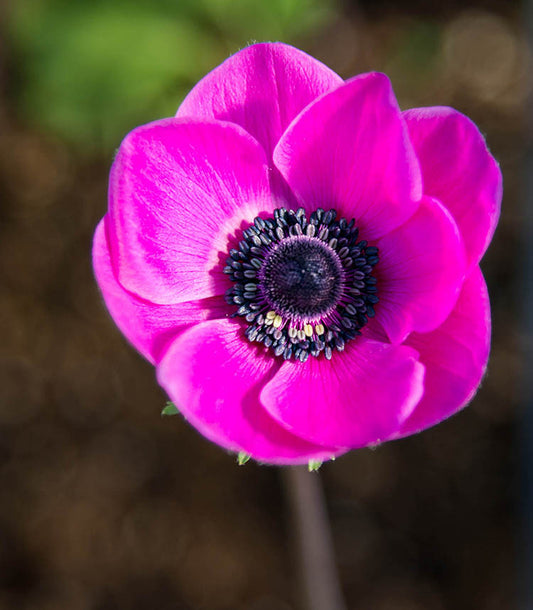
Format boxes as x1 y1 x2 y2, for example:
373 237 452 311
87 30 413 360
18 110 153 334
224 207 379 362
260 236 344 319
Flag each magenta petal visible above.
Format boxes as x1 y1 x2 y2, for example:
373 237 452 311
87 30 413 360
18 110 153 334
376 196 466 344
176 43 343 162
273 73 422 240
156 319 345 464
107 118 274 305
260 338 425 448
404 107 502 269
93 218 230 364
398 266 491 437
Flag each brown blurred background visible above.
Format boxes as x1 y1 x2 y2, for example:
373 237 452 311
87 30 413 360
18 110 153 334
0 0 526 608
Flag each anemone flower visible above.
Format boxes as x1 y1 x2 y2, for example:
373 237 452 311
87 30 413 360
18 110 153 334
93 43 502 465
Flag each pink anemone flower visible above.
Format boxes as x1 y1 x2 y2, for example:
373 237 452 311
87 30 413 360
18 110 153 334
93 43 502 465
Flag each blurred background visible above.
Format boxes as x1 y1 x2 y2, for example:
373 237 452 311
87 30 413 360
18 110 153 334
0 0 527 608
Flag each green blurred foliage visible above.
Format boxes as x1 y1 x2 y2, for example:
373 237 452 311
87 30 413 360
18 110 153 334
381 19 442 102
199 0 333 40
8 0 336 151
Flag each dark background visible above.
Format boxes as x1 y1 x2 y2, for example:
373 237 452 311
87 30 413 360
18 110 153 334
0 0 526 608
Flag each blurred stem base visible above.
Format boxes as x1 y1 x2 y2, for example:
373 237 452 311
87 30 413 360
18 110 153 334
282 467 347 610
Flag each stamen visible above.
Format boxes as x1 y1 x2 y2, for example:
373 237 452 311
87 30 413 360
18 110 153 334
225 207 379 361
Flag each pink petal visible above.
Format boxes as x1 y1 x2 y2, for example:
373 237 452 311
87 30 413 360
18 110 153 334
273 73 422 240
375 196 466 344
92 218 230 364
176 42 343 162
260 338 425 448
404 107 502 269
398 266 491 436
107 118 274 305
157 319 345 464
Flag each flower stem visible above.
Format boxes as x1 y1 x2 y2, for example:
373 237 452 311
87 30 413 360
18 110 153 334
282 466 347 610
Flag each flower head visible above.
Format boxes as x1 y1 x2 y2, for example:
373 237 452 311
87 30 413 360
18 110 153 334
93 43 502 465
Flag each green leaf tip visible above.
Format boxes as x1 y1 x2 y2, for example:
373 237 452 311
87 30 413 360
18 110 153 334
308 459 323 472
237 452 251 465
161 401 179 416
